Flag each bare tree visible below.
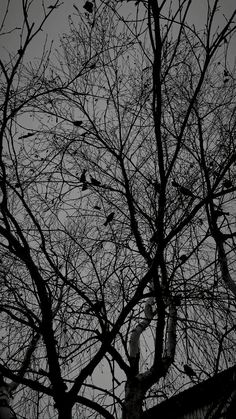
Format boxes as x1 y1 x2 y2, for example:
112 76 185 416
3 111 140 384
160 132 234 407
0 1 236 418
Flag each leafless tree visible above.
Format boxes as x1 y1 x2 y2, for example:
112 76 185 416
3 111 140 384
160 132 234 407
1 1 236 418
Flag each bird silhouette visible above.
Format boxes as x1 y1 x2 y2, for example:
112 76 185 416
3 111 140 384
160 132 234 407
80 169 86 183
179 186 195 198
83 1 93 13
104 212 115 226
94 205 101 210
91 177 101 186
85 301 103 314
172 181 195 198
222 179 233 189
183 364 196 377
214 209 229 218
72 120 83 127
179 254 187 262
172 180 180 188
19 132 35 139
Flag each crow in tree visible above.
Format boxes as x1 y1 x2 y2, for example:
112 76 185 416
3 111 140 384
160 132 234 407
179 186 195 198
83 1 93 13
94 205 101 210
80 169 88 191
222 179 233 189
172 181 195 198
18 132 35 139
80 169 86 183
183 364 196 377
179 254 187 262
91 177 101 186
85 301 103 314
214 208 229 218
172 180 180 188
72 120 83 127
48 4 59 9
104 212 115 226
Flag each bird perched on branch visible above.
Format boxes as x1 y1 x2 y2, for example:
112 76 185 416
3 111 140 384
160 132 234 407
214 208 229 218
72 120 83 127
91 177 101 186
18 132 35 139
183 364 196 378
172 181 196 198
80 169 86 183
80 169 88 191
104 212 115 226
179 254 188 263
222 179 233 189
83 1 93 13
85 301 103 314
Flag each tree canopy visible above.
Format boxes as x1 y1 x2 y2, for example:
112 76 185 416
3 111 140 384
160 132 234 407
0 1 236 418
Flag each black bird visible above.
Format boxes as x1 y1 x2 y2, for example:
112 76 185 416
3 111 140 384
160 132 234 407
91 177 101 186
85 301 103 314
179 186 195 198
94 205 101 210
214 209 229 218
19 132 35 139
48 4 58 9
104 212 115 226
172 180 180 188
179 254 187 262
222 179 233 189
172 181 195 198
72 120 83 127
80 169 87 183
83 1 93 13
183 364 196 378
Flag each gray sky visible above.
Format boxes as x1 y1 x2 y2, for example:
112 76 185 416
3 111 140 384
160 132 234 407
1 0 236 61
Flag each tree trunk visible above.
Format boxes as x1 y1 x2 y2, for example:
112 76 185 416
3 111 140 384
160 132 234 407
123 377 145 419
57 405 72 419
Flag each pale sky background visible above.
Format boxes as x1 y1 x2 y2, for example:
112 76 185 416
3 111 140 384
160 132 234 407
0 0 236 63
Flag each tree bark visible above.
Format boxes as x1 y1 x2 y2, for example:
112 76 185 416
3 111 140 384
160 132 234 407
57 405 72 419
123 376 145 419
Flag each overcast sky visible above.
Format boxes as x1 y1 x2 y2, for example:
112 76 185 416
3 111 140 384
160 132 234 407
1 0 236 61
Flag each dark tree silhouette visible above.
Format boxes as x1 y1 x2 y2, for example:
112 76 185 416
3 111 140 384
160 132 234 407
0 1 236 418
